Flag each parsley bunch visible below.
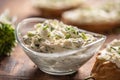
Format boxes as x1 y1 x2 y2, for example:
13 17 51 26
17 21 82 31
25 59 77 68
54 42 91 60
0 10 16 56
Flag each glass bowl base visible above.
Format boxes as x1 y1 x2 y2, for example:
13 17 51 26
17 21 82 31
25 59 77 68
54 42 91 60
40 68 77 75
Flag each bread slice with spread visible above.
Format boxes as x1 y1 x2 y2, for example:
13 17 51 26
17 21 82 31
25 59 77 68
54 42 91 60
32 0 84 18
91 39 120 80
62 1 120 32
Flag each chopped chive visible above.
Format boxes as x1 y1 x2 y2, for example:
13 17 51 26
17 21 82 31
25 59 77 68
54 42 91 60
111 47 120 54
55 35 62 39
38 38 43 42
76 31 79 35
65 27 70 31
62 46 72 49
47 33 51 37
27 32 35 37
111 47 116 51
65 26 79 35
80 32 87 40
43 25 49 30
50 27 54 31
35 23 41 28
65 33 71 39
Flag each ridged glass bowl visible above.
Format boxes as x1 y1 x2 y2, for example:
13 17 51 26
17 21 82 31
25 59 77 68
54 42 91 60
15 18 106 75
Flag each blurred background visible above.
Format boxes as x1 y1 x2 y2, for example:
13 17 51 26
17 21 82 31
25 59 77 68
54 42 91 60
0 0 120 33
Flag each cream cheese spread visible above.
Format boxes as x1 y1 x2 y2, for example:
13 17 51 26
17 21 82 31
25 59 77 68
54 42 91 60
62 1 120 24
23 20 96 53
98 39 120 68
63 8 119 24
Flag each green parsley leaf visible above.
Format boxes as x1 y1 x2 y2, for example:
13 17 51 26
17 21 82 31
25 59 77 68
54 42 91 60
0 22 16 56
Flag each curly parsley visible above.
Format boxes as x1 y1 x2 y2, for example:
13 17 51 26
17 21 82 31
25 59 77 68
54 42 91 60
0 22 16 56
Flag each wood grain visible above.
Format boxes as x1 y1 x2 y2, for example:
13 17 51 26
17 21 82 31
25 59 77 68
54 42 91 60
0 34 120 80
0 0 120 80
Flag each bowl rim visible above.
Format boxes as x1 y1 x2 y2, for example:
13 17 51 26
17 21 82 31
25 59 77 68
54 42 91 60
15 18 106 57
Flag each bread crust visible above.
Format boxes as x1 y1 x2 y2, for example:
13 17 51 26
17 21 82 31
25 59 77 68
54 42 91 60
35 4 82 18
91 53 120 80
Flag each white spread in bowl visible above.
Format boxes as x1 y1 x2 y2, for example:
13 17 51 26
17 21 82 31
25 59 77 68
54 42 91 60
17 18 106 75
23 20 97 53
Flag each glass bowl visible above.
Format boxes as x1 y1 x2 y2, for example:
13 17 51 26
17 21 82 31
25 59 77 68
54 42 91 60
15 18 106 75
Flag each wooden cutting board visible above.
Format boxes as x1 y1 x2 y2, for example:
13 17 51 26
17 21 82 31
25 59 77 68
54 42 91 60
0 34 120 80
0 0 120 80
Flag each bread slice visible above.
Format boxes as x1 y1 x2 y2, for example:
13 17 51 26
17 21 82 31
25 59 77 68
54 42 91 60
32 0 84 18
62 9 120 32
62 18 119 33
62 7 120 33
91 54 120 80
91 39 120 80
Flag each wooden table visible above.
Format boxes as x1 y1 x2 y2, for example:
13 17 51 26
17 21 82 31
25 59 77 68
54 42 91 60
0 0 120 80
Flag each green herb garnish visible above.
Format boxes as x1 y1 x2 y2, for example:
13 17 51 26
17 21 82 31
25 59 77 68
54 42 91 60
0 22 16 56
55 34 62 39
111 47 120 54
66 26 75 33
65 26 79 36
47 33 51 37
50 27 54 31
65 33 71 39
35 23 41 28
80 32 88 40
27 31 35 37
43 25 49 30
